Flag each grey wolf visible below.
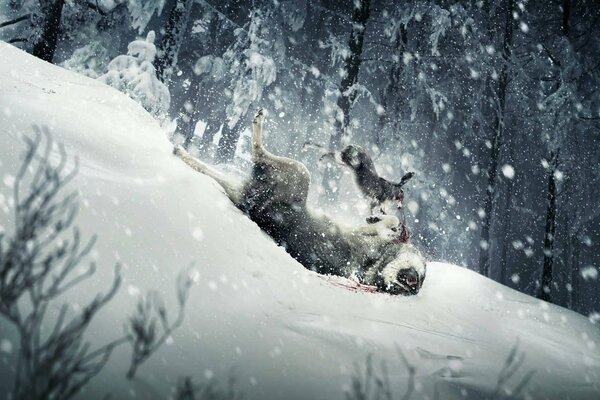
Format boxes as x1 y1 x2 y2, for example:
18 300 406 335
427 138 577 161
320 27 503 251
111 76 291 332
174 110 426 295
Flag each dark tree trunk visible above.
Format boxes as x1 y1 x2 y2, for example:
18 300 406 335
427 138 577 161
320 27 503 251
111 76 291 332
499 178 514 284
198 114 224 156
31 0 65 63
569 232 580 310
478 0 514 277
562 0 571 37
374 24 407 148
321 0 371 201
180 76 202 150
155 0 194 83
539 152 558 302
286 72 310 156
539 0 571 303
178 8 225 152
216 119 243 163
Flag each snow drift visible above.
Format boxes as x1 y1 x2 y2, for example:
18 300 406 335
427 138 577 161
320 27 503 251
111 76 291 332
0 42 598 400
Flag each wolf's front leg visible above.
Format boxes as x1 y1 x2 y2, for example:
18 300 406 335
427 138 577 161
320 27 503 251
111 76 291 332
174 145 208 174
173 145 243 205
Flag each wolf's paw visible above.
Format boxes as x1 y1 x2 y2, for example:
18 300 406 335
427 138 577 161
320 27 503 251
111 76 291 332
173 144 186 157
366 216 382 224
253 108 265 125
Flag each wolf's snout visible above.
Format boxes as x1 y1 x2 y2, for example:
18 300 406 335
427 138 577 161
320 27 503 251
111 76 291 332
397 268 419 289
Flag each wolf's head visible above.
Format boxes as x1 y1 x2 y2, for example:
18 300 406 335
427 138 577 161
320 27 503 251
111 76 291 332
372 245 426 295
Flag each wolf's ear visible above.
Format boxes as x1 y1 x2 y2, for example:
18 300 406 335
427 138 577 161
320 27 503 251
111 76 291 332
398 171 415 187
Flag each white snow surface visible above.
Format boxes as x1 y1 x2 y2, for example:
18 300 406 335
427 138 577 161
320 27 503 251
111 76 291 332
0 43 599 400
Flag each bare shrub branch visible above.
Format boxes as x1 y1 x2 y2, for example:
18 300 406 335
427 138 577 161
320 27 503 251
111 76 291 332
125 267 196 379
346 351 412 400
174 374 243 400
0 128 123 400
490 340 536 400
347 342 533 400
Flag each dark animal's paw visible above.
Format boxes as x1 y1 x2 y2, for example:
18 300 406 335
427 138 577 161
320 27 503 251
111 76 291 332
399 171 415 186
318 152 335 163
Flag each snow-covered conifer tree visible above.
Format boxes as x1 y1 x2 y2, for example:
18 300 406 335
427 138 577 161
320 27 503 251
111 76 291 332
99 31 171 118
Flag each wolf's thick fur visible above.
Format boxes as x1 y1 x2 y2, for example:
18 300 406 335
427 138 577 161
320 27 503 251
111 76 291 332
174 110 426 295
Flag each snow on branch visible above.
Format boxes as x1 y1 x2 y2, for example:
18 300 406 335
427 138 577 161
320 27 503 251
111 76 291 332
344 83 384 114
426 87 448 119
99 31 171 118
319 33 351 67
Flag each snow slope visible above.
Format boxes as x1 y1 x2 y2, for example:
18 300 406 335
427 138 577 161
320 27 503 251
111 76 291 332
0 42 598 400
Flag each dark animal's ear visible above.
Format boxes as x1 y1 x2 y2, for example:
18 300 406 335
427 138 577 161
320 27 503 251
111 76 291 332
340 145 353 165
398 171 415 187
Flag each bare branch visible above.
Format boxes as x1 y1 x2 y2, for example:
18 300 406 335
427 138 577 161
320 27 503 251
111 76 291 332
125 267 196 379
0 129 125 400
0 14 31 29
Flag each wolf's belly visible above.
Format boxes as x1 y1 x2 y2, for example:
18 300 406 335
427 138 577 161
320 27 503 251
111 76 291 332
243 203 355 277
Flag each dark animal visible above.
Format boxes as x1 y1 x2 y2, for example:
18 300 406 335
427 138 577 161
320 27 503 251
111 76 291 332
307 143 415 214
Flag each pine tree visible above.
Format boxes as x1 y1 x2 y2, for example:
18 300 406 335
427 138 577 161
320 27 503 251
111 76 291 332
31 0 65 62
478 0 515 277
99 31 171 118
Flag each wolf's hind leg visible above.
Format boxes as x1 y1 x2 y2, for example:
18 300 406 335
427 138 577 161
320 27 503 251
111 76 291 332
252 109 273 162
174 145 243 205
249 108 311 205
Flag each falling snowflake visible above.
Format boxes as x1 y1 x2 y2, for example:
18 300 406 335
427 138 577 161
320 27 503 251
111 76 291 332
502 164 515 179
127 285 141 297
581 266 598 281
3 174 15 188
0 339 12 354
192 227 204 241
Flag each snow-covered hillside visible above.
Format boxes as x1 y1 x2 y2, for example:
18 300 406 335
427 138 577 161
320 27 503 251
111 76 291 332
0 42 598 400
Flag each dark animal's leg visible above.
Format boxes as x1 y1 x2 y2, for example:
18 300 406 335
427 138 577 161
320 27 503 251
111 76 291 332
398 171 415 186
